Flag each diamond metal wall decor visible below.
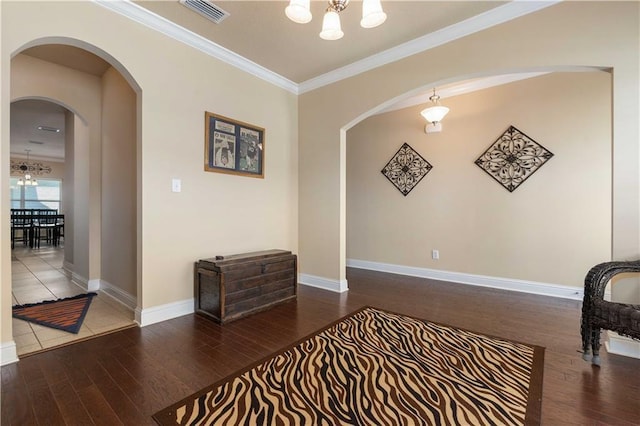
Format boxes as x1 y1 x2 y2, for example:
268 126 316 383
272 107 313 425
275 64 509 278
381 143 433 196
475 126 553 192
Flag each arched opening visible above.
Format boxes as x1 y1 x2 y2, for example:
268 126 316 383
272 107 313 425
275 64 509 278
341 68 612 293
7 39 142 358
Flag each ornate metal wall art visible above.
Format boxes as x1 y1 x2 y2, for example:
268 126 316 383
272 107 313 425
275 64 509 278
474 126 553 192
381 142 433 196
10 160 52 176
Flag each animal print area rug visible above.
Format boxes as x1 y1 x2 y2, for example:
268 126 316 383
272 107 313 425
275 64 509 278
154 306 544 425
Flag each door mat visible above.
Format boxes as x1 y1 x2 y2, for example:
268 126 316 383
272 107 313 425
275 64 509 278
12 292 97 334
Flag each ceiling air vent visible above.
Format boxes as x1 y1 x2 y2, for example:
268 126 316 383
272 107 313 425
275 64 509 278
180 0 230 24
37 125 61 133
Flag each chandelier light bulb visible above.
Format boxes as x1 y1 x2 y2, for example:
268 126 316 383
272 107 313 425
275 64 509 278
320 9 344 40
361 0 386 28
17 149 39 186
285 0 312 24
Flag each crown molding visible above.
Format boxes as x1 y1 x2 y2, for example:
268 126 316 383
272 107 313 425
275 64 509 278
92 0 299 94
93 0 560 96
298 1 562 93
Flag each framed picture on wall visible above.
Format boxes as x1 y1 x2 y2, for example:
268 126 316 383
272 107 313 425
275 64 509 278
204 112 265 178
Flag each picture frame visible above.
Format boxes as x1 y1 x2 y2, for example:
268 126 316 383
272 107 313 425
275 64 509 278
204 112 265 178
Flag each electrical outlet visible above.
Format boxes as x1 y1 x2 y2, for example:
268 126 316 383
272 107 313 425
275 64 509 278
432 249 439 260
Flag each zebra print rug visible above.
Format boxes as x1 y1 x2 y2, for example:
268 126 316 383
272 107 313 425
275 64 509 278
154 307 544 425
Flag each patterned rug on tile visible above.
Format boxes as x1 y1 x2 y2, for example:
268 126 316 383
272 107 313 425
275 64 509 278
12 293 97 334
153 306 545 426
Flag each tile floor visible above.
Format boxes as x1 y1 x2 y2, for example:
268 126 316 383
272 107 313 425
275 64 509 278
11 245 135 356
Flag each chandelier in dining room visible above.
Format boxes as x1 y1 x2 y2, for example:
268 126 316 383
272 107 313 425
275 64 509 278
11 149 52 186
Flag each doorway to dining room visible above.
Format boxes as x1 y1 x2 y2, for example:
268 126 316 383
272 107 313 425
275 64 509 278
9 42 140 357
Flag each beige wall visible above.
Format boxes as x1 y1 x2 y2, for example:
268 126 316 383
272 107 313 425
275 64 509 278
72 117 93 280
1 0 8 349
1 0 298 354
300 2 639 293
101 67 136 298
2 0 637 360
64 111 75 264
347 72 611 287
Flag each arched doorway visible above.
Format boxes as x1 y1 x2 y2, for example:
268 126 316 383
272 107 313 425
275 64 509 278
341 68 613 290
6 40 142 360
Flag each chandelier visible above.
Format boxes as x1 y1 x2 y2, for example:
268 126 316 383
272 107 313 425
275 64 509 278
17 149 38 186
420 88 450 132
285 0 387 41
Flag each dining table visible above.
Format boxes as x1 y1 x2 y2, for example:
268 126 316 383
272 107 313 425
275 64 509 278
10 212 64 249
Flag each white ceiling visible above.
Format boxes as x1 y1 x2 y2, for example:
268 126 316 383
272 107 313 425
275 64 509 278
10 0 560 161
10 46 110 162
11 100 66 162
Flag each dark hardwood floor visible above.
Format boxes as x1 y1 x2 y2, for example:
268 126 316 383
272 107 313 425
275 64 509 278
2 268 639 425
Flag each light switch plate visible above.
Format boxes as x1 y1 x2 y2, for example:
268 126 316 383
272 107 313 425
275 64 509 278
172 178 181 193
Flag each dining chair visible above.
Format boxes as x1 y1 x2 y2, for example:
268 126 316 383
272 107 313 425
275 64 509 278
33 211 60 248
10 209 32 249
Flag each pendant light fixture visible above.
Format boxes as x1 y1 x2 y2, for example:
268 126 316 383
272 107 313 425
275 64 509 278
360 0 387 28
320 7 344 41
285 0 387 41
17 149 38 186
285 0 312 24
420 88 450 126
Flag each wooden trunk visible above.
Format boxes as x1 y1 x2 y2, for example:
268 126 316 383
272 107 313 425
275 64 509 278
194 249 297 324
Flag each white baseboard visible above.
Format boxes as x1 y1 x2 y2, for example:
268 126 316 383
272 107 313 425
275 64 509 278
1 341 18 366
298 273 348 293
135 298 194 327
69 273 100 292
606 331 640 359
87 279 101 292
99 279 138 310
64 274 192 327
70 271 88 288
347 259 584 301
62 260 74 275
63 263 98 291
69 277 136 311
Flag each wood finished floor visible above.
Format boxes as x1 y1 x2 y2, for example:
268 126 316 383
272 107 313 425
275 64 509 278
2 268 639 425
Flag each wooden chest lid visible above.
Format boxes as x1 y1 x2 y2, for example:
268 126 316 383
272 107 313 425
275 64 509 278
198 249 294 270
